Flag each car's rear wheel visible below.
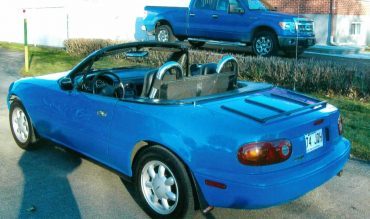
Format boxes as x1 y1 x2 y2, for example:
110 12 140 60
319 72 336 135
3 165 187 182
252 31 278 57
134 146 194 218
155 25 176 43
9 100 38 150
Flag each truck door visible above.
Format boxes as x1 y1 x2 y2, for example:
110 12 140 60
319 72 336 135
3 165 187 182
208 0 250 41
188 0 217 38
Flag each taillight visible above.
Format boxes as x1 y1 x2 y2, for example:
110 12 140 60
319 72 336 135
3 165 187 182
238 140 292 166
338 115 343 135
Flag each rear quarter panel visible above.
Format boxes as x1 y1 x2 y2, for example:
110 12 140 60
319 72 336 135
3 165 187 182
144 6 188 36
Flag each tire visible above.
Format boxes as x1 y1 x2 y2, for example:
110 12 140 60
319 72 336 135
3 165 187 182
283 49 305 58
9 100 38 150
189 41 206 48
133 145 194 218
252 31 279 57
155 25 176 43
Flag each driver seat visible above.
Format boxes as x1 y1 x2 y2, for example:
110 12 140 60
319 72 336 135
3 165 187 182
140 70 157 97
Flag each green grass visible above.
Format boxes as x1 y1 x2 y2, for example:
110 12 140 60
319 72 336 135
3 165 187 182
0 42 82 76
314 94 370 161
1 42 369 161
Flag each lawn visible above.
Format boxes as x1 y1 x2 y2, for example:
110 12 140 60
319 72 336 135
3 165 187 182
1 42 369 161
0 42 82 77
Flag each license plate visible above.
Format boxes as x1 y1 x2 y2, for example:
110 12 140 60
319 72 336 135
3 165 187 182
305 129 324 153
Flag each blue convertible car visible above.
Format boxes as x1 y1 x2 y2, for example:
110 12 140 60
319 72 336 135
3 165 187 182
8 42 350 218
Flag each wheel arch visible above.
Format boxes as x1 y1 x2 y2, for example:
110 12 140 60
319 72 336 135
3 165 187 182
252 25 278 40
130 140 207 211
155 20 173 31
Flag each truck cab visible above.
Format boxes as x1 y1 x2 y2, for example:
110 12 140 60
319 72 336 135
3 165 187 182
143 0 316 57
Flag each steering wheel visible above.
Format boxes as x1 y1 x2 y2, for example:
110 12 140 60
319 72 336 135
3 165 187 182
91 71 125 98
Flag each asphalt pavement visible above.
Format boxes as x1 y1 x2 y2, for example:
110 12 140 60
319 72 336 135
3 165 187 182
0 48 369 218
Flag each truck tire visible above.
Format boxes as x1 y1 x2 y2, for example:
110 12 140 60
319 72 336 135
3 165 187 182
252 31 278 57
189 41 206 48
155 25 176 43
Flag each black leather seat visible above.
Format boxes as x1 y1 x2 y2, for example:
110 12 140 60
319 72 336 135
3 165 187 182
140 70 157 97
200 63 217 75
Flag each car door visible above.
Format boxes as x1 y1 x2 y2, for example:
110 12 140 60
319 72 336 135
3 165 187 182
60 90 118 162
42 84 118 163
188 0 217 38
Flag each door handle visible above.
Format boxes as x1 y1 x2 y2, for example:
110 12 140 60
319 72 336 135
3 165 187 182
212 14 219 19
97 110 107 117
189 13 196 17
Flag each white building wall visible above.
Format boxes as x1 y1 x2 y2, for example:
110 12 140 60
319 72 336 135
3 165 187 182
0 0 189 47
334 15 369 46
0 0 368 47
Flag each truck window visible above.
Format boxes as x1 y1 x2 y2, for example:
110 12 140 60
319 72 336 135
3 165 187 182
216 0 228 11
195 0 216 10
247 0 268 10
216 0 243 12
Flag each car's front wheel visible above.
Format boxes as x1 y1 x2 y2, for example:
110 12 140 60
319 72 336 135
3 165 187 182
9 100 38 150
134 146 194 218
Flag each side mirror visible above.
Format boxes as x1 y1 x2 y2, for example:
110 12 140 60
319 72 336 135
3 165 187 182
229 5 245 14
59 77 73 91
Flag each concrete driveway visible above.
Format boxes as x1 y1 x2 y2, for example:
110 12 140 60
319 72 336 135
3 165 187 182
0 48 369 218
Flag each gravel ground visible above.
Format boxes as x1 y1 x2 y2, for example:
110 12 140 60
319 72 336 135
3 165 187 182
0 48 369 219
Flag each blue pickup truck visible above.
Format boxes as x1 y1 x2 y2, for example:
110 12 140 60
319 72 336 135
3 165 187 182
142 0 316 57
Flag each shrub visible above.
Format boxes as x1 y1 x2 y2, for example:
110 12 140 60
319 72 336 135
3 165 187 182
188 50 370 98
64 38 124 56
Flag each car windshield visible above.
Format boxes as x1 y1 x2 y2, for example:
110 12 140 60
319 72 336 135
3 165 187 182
245 0 272 10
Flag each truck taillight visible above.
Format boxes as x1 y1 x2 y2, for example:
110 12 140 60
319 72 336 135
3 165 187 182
238 140 292 166
338 115 343 135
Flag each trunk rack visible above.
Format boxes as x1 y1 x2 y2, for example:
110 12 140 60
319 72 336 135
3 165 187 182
221 92 327 124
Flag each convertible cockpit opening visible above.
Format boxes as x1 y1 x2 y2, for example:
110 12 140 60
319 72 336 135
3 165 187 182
143 55 239 100
72 42 241 102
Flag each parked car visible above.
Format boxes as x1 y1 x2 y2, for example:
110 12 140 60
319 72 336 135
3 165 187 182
142 0 316 57
8 42 349 218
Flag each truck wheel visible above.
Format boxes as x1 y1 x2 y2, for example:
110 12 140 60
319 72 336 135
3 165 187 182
155 25 176 43
189 41 206 48
252 31 278 57
9 100 38 150
284 49 305 58
133 145 194 218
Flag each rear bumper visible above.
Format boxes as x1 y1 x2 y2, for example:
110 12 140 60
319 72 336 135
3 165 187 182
194 138 350 209
278 36 316 49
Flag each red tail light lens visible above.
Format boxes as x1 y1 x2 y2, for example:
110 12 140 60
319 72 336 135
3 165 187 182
338 115 343 135
238 140 292 166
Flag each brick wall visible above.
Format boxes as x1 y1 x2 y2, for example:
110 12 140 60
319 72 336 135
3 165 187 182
265 0 370 15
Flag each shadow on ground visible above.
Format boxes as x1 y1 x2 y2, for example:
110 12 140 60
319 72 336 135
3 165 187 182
18 140 82 218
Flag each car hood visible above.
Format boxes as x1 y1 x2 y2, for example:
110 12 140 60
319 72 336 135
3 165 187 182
259 10 298 21
35 71 70 81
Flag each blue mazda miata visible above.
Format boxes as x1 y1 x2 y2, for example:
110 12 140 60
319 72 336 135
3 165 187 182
7 42 350 218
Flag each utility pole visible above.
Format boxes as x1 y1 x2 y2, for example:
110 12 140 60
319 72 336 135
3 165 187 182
23 9 29 73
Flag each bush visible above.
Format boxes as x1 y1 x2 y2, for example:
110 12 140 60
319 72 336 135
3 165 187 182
64 38 124 56
64 38 369 98
188 50 370 98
